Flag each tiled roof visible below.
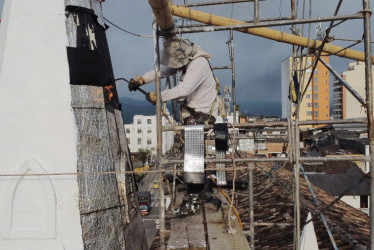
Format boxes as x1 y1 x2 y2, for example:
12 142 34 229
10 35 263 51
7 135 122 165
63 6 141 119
224 158 369 249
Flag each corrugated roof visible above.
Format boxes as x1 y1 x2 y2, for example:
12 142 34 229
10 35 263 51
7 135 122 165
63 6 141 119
306 166 369 196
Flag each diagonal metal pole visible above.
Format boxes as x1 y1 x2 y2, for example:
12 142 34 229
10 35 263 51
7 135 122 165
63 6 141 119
318 58 366 106
299 164 338 249
362 0 374 249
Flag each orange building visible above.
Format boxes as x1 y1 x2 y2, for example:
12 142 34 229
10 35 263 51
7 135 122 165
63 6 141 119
281 55 330 126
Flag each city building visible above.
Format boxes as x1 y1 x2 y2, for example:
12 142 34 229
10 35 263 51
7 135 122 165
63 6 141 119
124 111 175 155
332 61 371 119
281 56 330 124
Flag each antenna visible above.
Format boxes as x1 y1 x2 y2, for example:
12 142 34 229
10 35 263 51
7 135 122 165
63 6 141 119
315 22 325 40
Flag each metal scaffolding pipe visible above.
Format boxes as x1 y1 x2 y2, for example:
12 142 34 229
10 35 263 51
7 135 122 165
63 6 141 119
169 4 374 63
174 13 363 34
161 118 367 132
153 19 166 250
300 164 338 249
319 58 366 106
254 222 293 227
294 120 300 250
361 0 374 248
249 166 255 249
183 0 266 7
229 30 237 123
175 16 293 29
212 65 232 70
254 0 259 23
161 156 368 165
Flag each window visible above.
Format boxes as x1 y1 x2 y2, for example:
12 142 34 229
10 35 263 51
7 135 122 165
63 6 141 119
314 94 318 100
126 128 130 134
360 195 368 208
126 138 130 144
147 119 152 124
314 69 318 75
137 119 142 124
138 129 142 134
137 138 142 145
147 128 152 134
314 77 318 83
306 111 312 116
306 94 311 99
314 102 318 109
307 102 312 107
147 139 152 145
314 111 319 117
314 85 318 92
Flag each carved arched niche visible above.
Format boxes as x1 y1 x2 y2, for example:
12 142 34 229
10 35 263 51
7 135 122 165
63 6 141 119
1 157 56 239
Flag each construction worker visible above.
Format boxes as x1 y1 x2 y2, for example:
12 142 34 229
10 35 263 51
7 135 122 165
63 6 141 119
129 37 218 125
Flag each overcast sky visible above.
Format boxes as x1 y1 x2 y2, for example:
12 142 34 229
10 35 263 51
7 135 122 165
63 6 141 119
0 0 372 110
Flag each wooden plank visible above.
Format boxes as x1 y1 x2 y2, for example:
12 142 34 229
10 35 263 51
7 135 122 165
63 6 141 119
186 212 207 249
205 191 250 250
168 218 189 249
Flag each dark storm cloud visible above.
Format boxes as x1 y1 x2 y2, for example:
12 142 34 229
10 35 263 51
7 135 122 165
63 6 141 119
0 0 372 113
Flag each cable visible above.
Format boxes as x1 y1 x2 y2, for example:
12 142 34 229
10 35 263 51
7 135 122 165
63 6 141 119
103 17 152 38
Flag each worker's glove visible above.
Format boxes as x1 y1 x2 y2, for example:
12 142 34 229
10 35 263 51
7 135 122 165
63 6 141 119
129 75 144 91
146 92 156 105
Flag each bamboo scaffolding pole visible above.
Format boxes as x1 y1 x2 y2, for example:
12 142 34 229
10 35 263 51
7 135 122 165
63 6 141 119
168 3 374 63
149 0 174 31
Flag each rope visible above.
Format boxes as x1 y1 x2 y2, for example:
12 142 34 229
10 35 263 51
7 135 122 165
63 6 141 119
0 166 257 178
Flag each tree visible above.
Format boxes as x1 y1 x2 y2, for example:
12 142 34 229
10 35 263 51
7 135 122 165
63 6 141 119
138 148 151 168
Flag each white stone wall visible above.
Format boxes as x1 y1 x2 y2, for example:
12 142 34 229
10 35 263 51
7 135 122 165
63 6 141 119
0 0 83 249
340 195 370 213
340 195 361 209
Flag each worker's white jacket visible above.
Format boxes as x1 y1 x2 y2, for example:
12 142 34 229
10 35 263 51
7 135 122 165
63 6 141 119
142 57 218 118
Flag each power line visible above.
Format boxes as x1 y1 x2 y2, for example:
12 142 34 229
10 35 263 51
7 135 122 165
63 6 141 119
104 17 152 38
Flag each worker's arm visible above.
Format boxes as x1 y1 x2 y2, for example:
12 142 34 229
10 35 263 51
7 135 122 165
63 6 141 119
161 57 209 102
129 66 177 92
142 66 177 84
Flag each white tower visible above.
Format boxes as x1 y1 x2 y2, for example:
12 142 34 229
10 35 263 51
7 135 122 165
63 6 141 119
0 0 146 249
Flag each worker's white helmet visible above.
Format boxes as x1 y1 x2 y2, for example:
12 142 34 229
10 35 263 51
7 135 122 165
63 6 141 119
161 38 211 69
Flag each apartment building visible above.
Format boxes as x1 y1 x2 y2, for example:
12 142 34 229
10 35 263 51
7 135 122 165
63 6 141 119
281 56 330 123
332 61 371 119
124 111 174 155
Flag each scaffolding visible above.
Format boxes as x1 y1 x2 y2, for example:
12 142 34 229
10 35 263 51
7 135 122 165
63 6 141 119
150 0 373 249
